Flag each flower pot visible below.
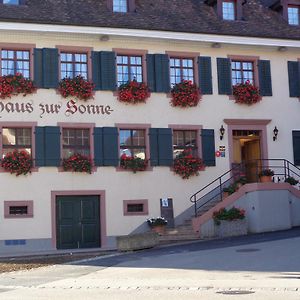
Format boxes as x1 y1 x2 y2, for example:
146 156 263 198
151 225 166 235
260 175 273 183
222 191 229 199
215 219 247 238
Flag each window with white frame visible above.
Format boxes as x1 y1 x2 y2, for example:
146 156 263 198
222 0 236 20
169 57 194 87
113 0 128 12
117 55 143 86
288 6 300 25
60 52 88 79
1 50 30 78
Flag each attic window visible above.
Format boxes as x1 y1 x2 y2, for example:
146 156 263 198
3 0 21 4
288 5 300 25
222 1 236 20
113 0 128 12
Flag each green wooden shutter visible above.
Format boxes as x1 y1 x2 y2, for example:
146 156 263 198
33 48 43 88
258 60 272 96
103 127 119 166
198 56 212 95
42 48 59 88
92 51 101 90
217 58 232 95
44 126 61 166
288 61 300 97
93 127 103 166
201 129 216 166
154 54 170 93
146 54 156 92
292 131 300 166
149 128 173 166
100 51 116 91
35 126 45 167
149 128 159 166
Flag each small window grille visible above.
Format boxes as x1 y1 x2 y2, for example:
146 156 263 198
127 204 144 213
9 206 28 215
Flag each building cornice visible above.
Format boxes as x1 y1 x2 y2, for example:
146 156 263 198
0 22 300 48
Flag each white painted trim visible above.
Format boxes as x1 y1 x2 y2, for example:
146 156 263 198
0 22 300 48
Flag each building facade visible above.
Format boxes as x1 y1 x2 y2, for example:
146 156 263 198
0 0 300 254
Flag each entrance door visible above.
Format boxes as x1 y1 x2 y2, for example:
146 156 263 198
56 195 100 249
232 130 262 182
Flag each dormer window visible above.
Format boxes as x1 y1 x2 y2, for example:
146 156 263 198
3 0 20 4
222 1 235 20
288 5 300 25
113 0 128 12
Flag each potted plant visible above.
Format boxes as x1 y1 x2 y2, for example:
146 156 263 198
173 149 204 179
117 80 150 104
147 217 168 235
284 176 299 186
62 153 92 174
236 176 247 188
1 150 33 176
58 75 95 101
232 80 260 105
213 207 247 237
222 183 237 198
0 73 36 99
259 169 274 183
170 80 201 107
120 154 148 173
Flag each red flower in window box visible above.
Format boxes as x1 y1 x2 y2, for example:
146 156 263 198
58 75 95 101
0 73 36 99
1 150 33 176
171 80 201 107
120 154 148 173
173 149 204 179
117 80 150 104
62 153 92 174
232 80 261 105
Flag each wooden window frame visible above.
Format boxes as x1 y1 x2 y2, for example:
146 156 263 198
287 4 300 25
168 125 203 159
0 43 35 79
56 46 92 81
4 200 33 218
217 0 243 21
123 199 149 216
231 60 255 85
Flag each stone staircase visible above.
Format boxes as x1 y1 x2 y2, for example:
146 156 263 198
158 219 200 244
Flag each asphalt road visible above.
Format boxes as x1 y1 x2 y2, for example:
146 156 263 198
0 228 300 300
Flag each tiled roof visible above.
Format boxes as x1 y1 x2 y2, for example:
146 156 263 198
0 0 299 40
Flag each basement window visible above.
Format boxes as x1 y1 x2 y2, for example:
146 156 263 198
4 201 33 218
123 200 148 216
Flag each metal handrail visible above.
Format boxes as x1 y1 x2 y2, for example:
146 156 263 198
190 158 300 217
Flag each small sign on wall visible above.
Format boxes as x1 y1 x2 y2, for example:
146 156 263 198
216 146 226 158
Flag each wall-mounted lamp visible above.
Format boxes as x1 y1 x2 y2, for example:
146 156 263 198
273 126 279 141
220 125 225 140
277 46 287 52
211 42 221 48
100 35 110 42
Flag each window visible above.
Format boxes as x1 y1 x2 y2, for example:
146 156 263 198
117 55 143 86
170 57 194 87
173 130 198 157
288 6 300 25
231 61 254 85
60 52 88 79
222 0 235 20
113 0 127 12
123 199 148 216
119 129 146 159
1 50 30 78
4 201 33 218
3 0 20 4
2 127 31 157
62 128 90 158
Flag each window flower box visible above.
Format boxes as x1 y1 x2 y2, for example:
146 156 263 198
120 154 148 173
0 73 36 99
232 80 260 105
171 80 201 107
117 80 150 104
1 150 33 176
62 153 92 174
173 149 204 179
58 75 95 101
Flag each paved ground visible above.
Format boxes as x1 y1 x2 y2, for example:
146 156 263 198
0 228 300 300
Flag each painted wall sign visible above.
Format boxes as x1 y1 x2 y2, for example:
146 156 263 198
0 99 114 119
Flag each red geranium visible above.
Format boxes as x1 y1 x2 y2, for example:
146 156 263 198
120 154 148 173
1 150 33 176
171 80 201 107
0 73 36 99
62 153 92 173
173 149 204 179
58 75 95 101
232 80 260 105
118 80 150 104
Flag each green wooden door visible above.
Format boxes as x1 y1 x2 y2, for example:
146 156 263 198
56 195 100 249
